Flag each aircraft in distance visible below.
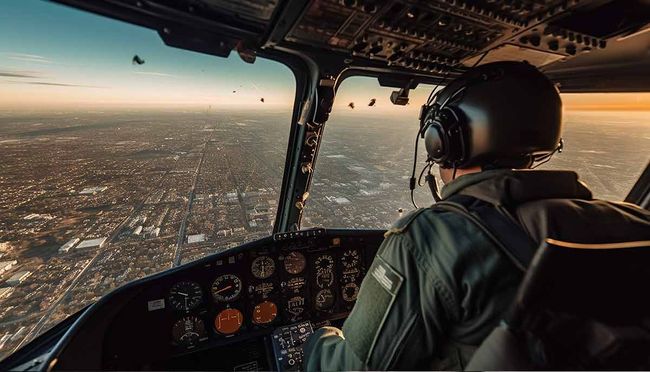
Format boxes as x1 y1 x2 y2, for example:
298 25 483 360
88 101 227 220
0 0 648 370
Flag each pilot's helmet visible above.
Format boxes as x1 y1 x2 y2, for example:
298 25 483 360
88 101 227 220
423 61 563 169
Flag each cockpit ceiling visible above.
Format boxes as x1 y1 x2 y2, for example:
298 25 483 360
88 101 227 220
52 0 649 90
200 0 280 23
284 0 649 73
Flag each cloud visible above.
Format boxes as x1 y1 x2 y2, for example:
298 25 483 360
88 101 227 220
2 79 105 88
26 82 105 88
0 70 40 78
132 71 177 77
5 52 53 64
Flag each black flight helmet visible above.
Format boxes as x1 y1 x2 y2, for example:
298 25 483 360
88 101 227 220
423 61 563 169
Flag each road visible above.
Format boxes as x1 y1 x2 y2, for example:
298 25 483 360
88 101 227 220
172 141 207 267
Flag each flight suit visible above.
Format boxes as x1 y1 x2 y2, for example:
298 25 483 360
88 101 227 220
303 169 650 371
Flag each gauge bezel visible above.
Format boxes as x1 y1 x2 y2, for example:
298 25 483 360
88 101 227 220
168 280 204 312
342 281 360 302
283 251 306 274
211 273 243 303
252 300 278 325
342 249 361 270
171 315 207 347
314 288 335 311
214 307 244 335
251 255 276 279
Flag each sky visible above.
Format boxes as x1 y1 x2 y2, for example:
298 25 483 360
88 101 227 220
0 0 295 110
0 0 649 113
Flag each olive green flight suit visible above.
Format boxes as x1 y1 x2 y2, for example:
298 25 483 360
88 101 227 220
303 169 650 370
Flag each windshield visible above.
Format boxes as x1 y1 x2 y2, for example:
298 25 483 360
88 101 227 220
304 77 436 228
0 1 294 358
304 76 650 229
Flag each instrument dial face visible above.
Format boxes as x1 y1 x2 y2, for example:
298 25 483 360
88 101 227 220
342 249 360 270
315 255 335 288
212 274 242 302
251 256 275 279
285 277 306 293
284 251 306 274
172 316 207 347
168 281 203 311
342 282 360 302
252 300 278 325
286 296 306 319
315 288 335 311
253 282 274 298
214 308 243 335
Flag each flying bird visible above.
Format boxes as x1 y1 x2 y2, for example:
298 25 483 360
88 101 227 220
368 98 376 106
132 55 145 65
260 97 265 103
348 102 355 109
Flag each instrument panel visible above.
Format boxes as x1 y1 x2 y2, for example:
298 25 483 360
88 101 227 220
100 229 383 369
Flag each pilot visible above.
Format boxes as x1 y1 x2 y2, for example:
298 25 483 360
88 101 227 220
303 61 650 370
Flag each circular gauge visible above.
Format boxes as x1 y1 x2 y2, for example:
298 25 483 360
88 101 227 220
342 249 360 270
251 256 275 279
285 277 306 293
252 301 278 325
214 308 244 335
212 274 242 302
315 288 335 311
286 296 306 319
315 255 334 271
172 316 207 347
284 251 306 274
342 282 360 302
168 281 203 311
253 282 274 298
315 255 335 288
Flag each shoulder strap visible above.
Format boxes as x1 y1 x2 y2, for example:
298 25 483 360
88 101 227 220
433 195 537 272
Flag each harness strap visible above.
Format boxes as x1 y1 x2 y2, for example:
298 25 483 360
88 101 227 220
433 195 537 271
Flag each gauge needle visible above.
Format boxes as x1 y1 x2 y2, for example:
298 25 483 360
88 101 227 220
215 285 232 294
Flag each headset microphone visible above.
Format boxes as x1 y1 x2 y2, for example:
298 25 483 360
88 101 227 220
425 170 442 203
409 81 445 208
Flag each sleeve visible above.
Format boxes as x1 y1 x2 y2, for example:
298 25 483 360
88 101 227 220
303 233 457 371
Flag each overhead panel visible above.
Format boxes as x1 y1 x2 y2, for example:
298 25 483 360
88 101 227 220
201 0 280 24
284 0 643 75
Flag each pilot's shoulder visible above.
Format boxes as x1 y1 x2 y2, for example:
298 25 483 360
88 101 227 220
384 206 453 238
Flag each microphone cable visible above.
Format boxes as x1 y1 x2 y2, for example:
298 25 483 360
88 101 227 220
409 79 445 208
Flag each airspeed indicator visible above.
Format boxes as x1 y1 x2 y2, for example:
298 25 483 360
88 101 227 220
212 274 242 302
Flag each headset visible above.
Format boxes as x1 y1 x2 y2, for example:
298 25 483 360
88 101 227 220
409 61 564 207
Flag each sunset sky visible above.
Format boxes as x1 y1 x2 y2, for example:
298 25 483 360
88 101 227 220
1 0 649 113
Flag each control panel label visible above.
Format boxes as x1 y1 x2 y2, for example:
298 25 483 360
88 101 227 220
147 298 165 311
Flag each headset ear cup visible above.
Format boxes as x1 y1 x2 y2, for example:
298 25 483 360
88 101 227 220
424 106 466 167
424 120 445 162
441 106 465 166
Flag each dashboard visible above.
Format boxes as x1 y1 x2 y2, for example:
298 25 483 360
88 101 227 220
37 229 384 371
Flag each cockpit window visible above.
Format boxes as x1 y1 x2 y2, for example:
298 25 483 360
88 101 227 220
538 96 650 201
0 0 294 359
304 78 650 229
303 77 437 229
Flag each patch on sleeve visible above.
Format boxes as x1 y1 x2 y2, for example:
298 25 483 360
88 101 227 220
371 259 402 295
344 256 404 364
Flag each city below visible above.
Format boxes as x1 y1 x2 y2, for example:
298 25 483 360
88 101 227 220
0 108 647 359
